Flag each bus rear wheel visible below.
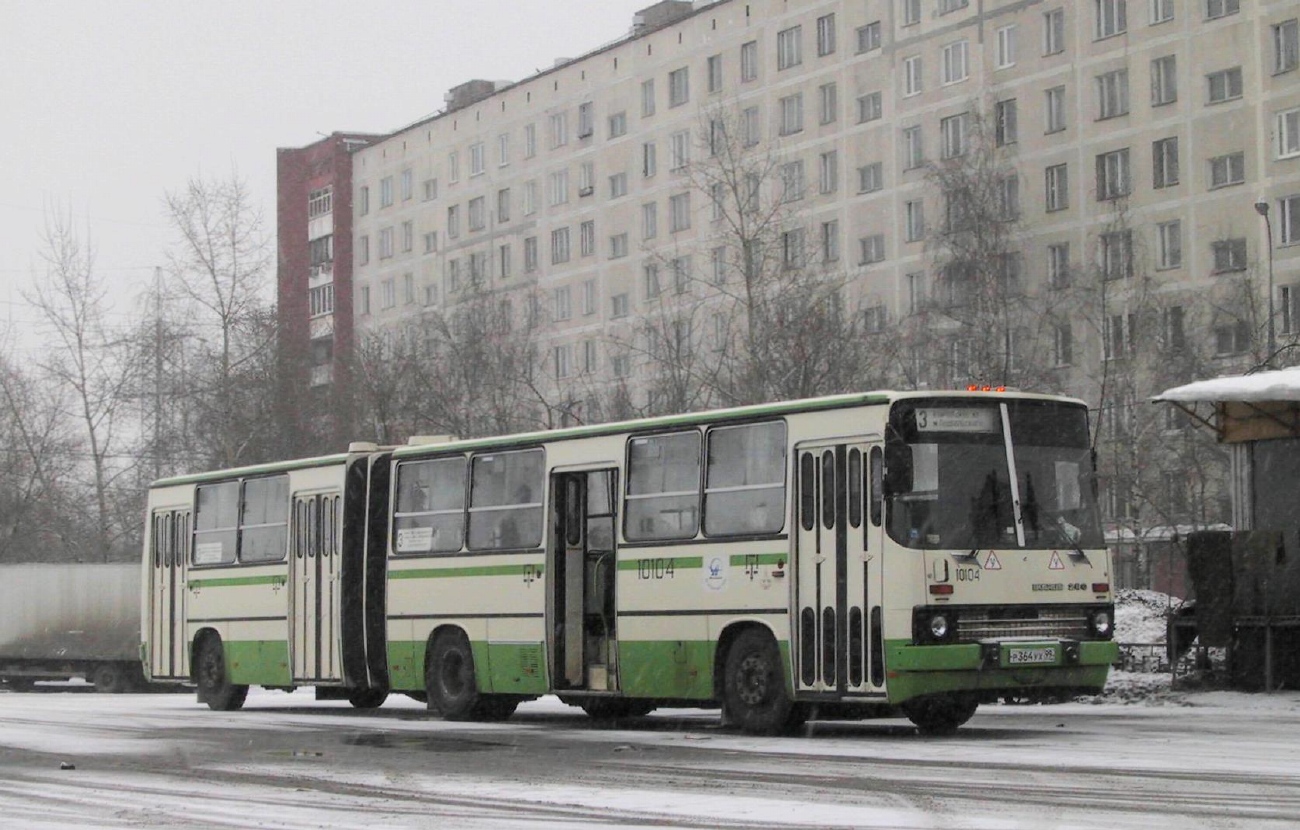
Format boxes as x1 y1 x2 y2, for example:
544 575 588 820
723 628 795 735
426 631 480 720
347 688 388 709
903 694 979 736
195 636 248 712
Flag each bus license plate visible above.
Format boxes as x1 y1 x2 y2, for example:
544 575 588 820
1007 646 1056 665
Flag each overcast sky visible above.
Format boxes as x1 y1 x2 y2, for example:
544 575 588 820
0 0 650 343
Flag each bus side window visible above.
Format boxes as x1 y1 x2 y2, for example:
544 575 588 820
869 447 883 527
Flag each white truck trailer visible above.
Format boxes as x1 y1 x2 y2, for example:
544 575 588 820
0 562 145 692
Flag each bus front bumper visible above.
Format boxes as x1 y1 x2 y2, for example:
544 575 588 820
884 639 1119 704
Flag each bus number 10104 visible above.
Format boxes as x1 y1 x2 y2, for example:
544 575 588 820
636 558 676 580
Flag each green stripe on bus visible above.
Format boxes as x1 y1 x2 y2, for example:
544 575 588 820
190 575 287 589
728 553 787 566
390 564 544 580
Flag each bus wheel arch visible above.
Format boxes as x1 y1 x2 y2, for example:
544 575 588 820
715 623 801 735
424 626 480 720
192 630 248 712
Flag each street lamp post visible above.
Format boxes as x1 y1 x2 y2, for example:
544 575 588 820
1255 201 1276 368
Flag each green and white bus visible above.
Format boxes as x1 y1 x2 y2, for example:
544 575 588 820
143 390 1118 734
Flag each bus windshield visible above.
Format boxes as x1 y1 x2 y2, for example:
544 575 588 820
885 398 1102 551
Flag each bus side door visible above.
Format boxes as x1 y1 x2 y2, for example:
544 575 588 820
149 508 190 681
794 442 886 696
291 493 343 683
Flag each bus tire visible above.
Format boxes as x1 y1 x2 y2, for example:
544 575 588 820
426 631 480 720
903 694 978 736
474 696 520 721
722 628 794 735
195 636 248 712
347 688 388 709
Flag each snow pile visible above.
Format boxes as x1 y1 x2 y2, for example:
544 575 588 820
1114 588 1180 645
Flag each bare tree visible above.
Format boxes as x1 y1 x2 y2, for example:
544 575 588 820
27 211 139 560
163 174 276 468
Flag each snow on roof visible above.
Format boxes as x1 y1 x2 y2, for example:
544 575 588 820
1154 366 1300 403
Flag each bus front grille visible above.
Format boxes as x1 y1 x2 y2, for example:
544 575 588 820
956 607 1090 642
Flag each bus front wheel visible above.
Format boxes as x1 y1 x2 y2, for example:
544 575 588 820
347 688 388 709
426 631 480 720
903 694 978 736
722 628 795 735
195 636 248 712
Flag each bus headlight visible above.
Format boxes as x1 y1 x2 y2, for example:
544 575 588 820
913 608 958 644
929 614 951 640
1088 608 1114 639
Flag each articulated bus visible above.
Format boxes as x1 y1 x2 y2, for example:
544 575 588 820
143 390 1118 734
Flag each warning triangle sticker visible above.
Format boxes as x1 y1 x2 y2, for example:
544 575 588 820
984 551 1002 570
1048 551 1065 570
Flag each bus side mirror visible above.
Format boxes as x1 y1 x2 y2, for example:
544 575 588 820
883 443 913 496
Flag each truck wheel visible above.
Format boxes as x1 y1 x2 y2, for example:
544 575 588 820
195 637 248 711
425 630 480 720
93 664 129 694
722 628 795 735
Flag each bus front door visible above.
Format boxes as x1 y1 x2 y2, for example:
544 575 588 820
794 442 887 697
549 469 619 691
291 493 343 683
149 509 190 680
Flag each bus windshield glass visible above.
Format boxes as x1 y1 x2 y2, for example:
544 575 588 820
885 398 1102 551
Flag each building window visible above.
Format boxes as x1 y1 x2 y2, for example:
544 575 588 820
859 234 885 264
857 21 881 53
1099 231 1133 280
1275 19 1299 74
821 220 840 263
497 188 511 223
941 112 969 159
818 82 838 125
423 179 437 201
553 286 572 322
903 56 923 96
499 244 512 279
401 221 413 252
1163 306 1186 351
669 130 690 171
548 169 569 205
707 54 723 93
819 151 838 194
997 25 1017 68
781 228 806 268
740 40 758 82
669 192 691 232
1153 137 1180 188
641 79 656 117
469 143 485 177
742 106 760 146
642 202 658 240
777 25 802 70
905 200 925 242
610 232 628 259
1214 320 1250 356
1095 0 1128 39
580 221 595 257
524 123 537 158
668 67 690 107
524 236 538 272
1151 55 1178 105
553 344 572 380
379 227 394 258
448 153 459 184
1054 323 1073 366
903 126 924 170
609 172 628 198
497 133 510 167
1212 238 1247 272
359 185 370 215
781 160 805 202
1283 195 1300 245
643 263 661 299
902 0 921 26
711 247 727 283
672 257 691 293
1278 108 1300 159
858 162 884 193
468 197 485 232
816 13 836 56
779 93 803 135
906 272 925 314
643 142 657 177
857 92 882 123
1205 0 1239 21
424 231 437 254
381 277 396 309
1000 176 1020 220
1151 0 1174 23
1103 314 1134 360
523 180 538 215
550 112 569 148
551 227 571 265
1157 220 1182 269
1207 67 1243 104
862 305 887 334
307 187 332 218
1046 86 1067 133
1096 68 1130 119
358 235 369 265
611 293 629 318
1047 242 1071 287
1208 151 1245 188
995 99 1018 145
941 40 969 84
380 176 393 208
1044 8 1066 55
1096 148 1131 200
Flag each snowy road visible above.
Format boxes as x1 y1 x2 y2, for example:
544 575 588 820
1 686 1298 829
